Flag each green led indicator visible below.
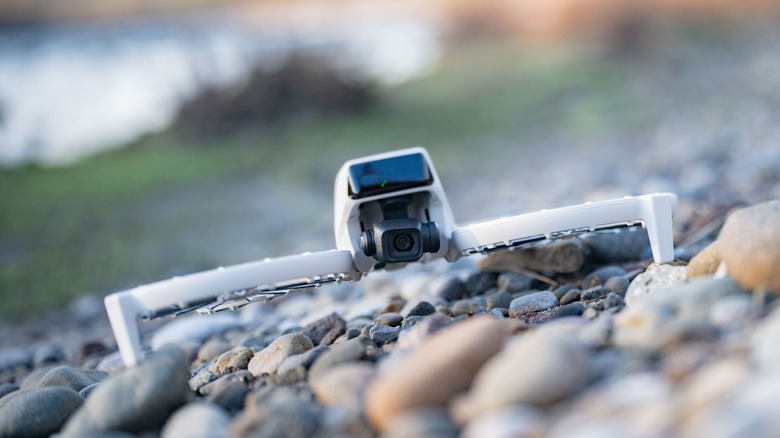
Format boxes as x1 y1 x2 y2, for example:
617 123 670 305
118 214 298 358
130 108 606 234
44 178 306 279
380 180 388 188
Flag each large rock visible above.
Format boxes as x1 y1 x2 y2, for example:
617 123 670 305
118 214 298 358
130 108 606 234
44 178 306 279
248 333 314 376
365 316 506 432
0 387 83 437
61 346 193 435
479 239 586 274
718 200 780 293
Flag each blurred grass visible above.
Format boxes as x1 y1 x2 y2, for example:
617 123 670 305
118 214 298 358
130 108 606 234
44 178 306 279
0 37 640 319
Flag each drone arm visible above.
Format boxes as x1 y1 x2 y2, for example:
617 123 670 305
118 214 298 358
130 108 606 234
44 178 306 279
449 193 677 264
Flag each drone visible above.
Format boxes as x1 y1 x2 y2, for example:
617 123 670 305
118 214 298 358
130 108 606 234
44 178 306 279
106 147 677 366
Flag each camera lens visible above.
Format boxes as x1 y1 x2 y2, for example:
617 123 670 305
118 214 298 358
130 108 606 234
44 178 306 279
393 233 414 252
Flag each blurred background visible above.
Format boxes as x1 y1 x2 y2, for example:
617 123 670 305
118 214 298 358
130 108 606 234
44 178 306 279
2 0 780 321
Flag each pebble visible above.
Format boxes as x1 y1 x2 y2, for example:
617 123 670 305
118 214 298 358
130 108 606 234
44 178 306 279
486 290 512 310
400 315 426 331
151 313 242 351
248 333 314 376
0 383 18 399
687 240 721 278
404 301 436 317
300 312 346 346
310 361 374 410
365 316 505 432
709 294 755 329
750 305 780 370
603 292 625 309
0 387 83 437
161 402 231 438
455 327 590 422
581 227 651 262
581 286 608 301
374 312 403 327
61 346 193 435
369 325 400 345
32 343 65 368
37 365 108 392
604 275 630 297
0 347 31 373
276 345 329 376
553 283 579 300
189 367 217 393
396 313 452 350
450 296 487 317
203 375 250 413
479 239 586 274
555 302 586 317
560 289 581 305
196 339 232 364
382 407 458 438
624 265 688 306
433 275 468 301
209 348 254 377
461 406 547 438
496 272 534 293
583 266 627 288
78 382 101 399
308 337 374 378
231 387 320 437
464 272 499 296
508 291 559 317
718 200 780 293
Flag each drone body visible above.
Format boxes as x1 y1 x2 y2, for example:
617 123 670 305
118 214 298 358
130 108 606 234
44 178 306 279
106 147 677 366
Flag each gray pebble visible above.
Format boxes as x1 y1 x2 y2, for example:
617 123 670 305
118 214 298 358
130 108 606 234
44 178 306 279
374 312 404 327
209 348 254 377
199 370 253 397
555 302 586 318
497 272 534 294
248 333 314 376
451 297 488 317
277 345 330 376
553 283 579 300
232 387 320 437
486 291 512 310
0 347 31 373
559 289 581 305
78 382 101 399
0 387 83 437
310 361 374 411
32 344 65 368
369 325 400 345
189 368 217 393
300 312 346 346
383 407 458 438
401 315 427 331
197 339 231 364
37 365 108 392
162 402 231 438
0 383 18 399
582 227 651 262
405 301 436 317
465 272 499 296
309 337 374 378
509 292 559 317
582 266 627 288
580 286 607 301
434 276 468 301
602 292 625 309
604 275 631 297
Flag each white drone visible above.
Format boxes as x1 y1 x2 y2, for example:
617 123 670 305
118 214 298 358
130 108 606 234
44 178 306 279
106 147 677 366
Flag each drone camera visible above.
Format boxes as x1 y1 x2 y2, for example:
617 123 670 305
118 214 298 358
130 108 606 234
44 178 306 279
360 218 440 263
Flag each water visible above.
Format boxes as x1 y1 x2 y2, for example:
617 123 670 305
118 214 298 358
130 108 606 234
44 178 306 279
0 14 441 167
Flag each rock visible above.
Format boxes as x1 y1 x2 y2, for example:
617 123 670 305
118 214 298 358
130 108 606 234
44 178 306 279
151 313 242 351
553 283 579 300
612 301 677 350
309 337 374 378
277 345 329 376
496 272 534 293
750 305 780 370
400 315 426 331
209 348 254 377
32 343 65 368
718 200 780 293
604 276 630 297
369 325 400 345
0 383 18 399
197 339 232 364
405 301 436 317
365 316 506 432
374 312 403 327
580 286 608 301
37 366 108 392
486 291 512 310
0 387 83 437
687 240 722 279
248 333 314 376
461 406 547 438
396 313 452 350
582 227 651 262
559 289 581 305
61 346 193 435
678 358 749 420
0 347 31 373
709 295 756 329
189 367 217 393
583 266 627 288
162 402 231 438
624 265 688 306
382 407 458 438
451 297 488 317
231 387 320 437
455 327 590 422
480 239 586 274
433 275 468 301
78 382 101 399
464 272 499 296
19 366 56 390
602 292 625 309
300 312 346 346
555 302 586 317
203 375 250 413
508 292 558 317
310 361 374 410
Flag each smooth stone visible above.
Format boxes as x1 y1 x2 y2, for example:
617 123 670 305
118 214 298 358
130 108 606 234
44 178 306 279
365 316 506 432
197 339 232 364
189 368 217 393
433 275 468 301
580 286 607 301
204 377 250 413
310 361 374 410
581 227 651 262
0 347 31 373
451 297 487 317
553 283 579 300
750 305 780 369
604 276 630 297
496 272 534 294
78 382 101 399
479 239 586 274
151 313 242 351
231 387 320 437
709 294 756 328
688 240 722 279
0 383 18 399
32 343 65 368
486 291 512 310
678 358 749 419
559 289 581 305
582 266 627 288
369 325 400 345
200 371 253 397
162 402 231 438
248 333 314 376
508 292 558 317
277 345 330 376
400 315 426 331
455 328 589 422
0 387 83 437
405 301 436 317
464 272 499 296
308 337 374 379
374 312 404 327
209 348 254 377
19 366 57 390
603 292 625 309
624 265 688 306
382 407 458 438
38 366 108 392
61 346 193 435
555 302 586 318
300 312 346 346
612 301 677 350
461 406 547 438
396 313 453 350
718 200 780 293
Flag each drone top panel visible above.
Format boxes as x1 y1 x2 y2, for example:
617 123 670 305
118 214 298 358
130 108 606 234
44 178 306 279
348 152 433 199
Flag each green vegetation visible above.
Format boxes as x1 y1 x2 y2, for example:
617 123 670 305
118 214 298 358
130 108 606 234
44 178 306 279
0 38 641 319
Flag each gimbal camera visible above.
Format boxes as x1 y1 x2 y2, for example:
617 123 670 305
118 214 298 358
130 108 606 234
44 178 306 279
106 147 677 366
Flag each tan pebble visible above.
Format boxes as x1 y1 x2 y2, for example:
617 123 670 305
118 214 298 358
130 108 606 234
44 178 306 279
688 241 721 279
